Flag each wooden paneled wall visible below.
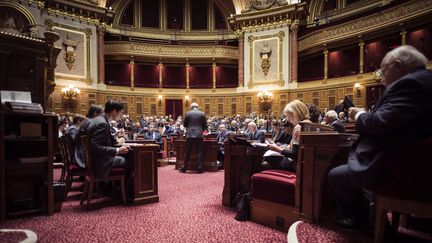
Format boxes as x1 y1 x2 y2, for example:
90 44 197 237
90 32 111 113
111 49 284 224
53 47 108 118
50 82 366 119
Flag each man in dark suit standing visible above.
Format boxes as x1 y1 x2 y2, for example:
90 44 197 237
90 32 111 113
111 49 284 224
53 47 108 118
88 100 131 178
328 46 432 229
179 102 207 173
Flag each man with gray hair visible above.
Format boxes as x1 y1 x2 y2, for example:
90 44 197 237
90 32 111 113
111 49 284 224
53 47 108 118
324 110 345 133
179 102 207 173
328 45 432 229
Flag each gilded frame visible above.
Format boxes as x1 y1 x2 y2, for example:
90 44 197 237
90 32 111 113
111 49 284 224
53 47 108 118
248 31 285 88
45 19 92 84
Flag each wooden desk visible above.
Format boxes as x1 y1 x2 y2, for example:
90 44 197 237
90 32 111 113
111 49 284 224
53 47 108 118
222 141 266 207
128 144 160 205
175 139 219 172
297 132 357 223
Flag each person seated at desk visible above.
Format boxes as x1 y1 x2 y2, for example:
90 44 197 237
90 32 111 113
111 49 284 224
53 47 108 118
216 123 230 169
88 99 131 179
270 121 285 144
328 45 432 230
74 105 103 168
66 114 85 141
247 122 265 142
280 121 293 145
129 122 145 140
265 100 311 172
145 124 163 149
324 110 346 133
338 111 347 123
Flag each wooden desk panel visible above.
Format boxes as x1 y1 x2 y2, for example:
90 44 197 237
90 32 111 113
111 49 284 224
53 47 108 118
222 142 266 207
130 144 160 205
175 140 219 172
298 133 357 223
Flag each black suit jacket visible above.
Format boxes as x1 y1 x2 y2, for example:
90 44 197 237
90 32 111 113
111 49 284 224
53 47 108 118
248 129 265 142
184 108 207 139
272 130 286 144
348 68 432 187
88 115 117 178
144 131 163 145
330 120 346 133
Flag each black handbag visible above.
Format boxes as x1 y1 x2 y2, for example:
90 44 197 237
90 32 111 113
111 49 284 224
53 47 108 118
233 192 251 221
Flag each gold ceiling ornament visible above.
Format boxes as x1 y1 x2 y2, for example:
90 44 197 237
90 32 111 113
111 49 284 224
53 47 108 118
242 0 288 13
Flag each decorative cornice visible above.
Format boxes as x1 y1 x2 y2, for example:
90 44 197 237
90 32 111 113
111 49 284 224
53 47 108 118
299 0 432 52
105 42 238 60
43 0 114 25
106 26 237 41
229 2 307 32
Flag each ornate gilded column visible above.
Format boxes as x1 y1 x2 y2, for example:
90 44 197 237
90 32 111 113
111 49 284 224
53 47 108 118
323 48 328 81
186 59 190 89
130 56 135 89
238 31 244 87
158 59 163 88
290 20 299 83
97 25 106 84
400 29 407 45
359 40 365 74
212 59 216 89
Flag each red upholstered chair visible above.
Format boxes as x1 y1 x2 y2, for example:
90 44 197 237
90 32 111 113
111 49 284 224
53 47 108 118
59 135 85 197
373 137 432 243
79 135 126 207
250 169 299 231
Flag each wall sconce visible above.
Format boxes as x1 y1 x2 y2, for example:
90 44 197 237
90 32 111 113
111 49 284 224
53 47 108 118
257 90 273 102
61 85 80 99
258 90 273 113
185 95 190 107
157 95 162 106
354 82 361 96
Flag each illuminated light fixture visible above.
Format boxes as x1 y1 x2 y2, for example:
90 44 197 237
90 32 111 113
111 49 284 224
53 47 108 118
158 95 163 106
257 90 273 102
185 95 190 107
62 85 80 98
354 82 361 96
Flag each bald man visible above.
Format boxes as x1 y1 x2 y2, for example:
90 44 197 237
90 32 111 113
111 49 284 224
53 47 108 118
179 103 207 173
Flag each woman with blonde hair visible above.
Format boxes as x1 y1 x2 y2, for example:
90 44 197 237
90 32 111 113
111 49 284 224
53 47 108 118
265 100 311 172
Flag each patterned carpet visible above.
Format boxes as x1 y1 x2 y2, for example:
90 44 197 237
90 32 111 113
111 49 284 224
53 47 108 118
0 165 286 243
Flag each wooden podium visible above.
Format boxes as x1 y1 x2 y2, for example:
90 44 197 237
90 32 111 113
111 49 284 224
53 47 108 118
128 144 160 205
174 140 219 172
222 141 266 207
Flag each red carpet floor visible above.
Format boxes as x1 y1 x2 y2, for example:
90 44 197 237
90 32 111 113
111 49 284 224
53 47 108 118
0 165 286 242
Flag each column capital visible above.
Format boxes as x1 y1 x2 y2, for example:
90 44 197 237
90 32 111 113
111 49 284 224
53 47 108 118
96 24 107 36
236 30 244 40
290 19 299 34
